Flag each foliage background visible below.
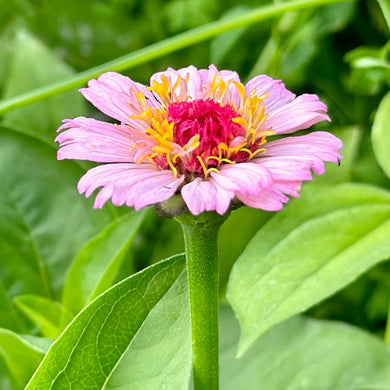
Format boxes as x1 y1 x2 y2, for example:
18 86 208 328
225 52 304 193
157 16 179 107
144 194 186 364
1 0 390 388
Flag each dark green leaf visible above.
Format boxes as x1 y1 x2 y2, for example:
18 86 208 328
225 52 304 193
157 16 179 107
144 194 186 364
0 128 114 301
62 210 147 314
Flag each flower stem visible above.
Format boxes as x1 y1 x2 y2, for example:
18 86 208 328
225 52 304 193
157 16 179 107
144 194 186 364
176 212 228 390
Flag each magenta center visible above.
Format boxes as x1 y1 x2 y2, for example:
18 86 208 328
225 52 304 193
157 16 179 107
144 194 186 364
167 99 246 175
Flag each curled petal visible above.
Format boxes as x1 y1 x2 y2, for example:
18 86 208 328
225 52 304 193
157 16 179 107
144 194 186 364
210 162 272 196
56 117 135 163
264 132 343 175
245 75 295 112
236 189 289 211
261 94 330 135
78 164 183 209
80 72 160 125
181 178 234 215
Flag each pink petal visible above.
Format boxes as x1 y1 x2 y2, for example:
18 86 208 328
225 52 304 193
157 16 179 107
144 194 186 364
261 94 330 135
237 189 288 211
56 117 136 163
256 157 314 182
150 65 241 105
264 132 343 175
80 72 159 125
181 178 234 215
245 75 296 112
77 163 183 209
210 162 272 196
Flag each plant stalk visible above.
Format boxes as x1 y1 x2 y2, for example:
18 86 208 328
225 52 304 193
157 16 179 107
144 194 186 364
176 212 228 390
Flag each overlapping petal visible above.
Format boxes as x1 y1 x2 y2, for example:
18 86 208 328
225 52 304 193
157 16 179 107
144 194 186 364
264 132 342 174
181 178 235 215
78 164 184 209
80 72 159 126
245 75 295 113
56 117 135 162
261 94 330 135
210 163 272 196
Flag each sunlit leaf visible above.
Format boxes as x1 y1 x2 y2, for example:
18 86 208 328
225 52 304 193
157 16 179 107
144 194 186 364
14 295 74 339
372 91 390 179
227 183 390 355
26 255 191 390
0 329 49 390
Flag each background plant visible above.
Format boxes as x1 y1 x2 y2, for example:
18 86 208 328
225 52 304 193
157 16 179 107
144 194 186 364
1 0 390 389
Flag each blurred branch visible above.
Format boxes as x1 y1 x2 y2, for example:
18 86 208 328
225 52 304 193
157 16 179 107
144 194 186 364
0 0 353 115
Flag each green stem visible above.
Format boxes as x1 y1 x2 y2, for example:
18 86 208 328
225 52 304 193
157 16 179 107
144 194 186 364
176 212 228 390
0 0 352 115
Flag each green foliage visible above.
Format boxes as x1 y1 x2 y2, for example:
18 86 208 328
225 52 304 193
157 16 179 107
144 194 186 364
62 210 147 314
227 183 390 354
220 306 390 389
26 255 191 389
1 0 390 388
0 329 50 389
372 91 390 179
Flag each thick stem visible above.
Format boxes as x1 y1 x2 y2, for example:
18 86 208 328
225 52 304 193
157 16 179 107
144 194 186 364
176 212 228 390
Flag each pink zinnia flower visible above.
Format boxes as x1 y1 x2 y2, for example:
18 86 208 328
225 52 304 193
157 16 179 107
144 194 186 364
56 65 342 215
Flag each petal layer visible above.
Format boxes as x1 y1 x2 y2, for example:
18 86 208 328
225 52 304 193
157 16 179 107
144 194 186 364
181 178 234 215
78 164 184 209
245 75 295 113
261 94 330 135
56 117 135 163
80 72 159 126
210 162 272 196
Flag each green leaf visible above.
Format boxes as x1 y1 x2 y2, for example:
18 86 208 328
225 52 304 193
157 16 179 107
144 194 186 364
0 127 114 301
1 29 85 140
0 328 47 390
14 295 74 339
62 210 147 314
219 307 390 390
26 255 191 389
227 183 390 355
372 91 390 179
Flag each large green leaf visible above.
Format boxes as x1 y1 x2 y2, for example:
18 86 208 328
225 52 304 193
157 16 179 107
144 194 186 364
219 307 390 389
227 183 390 355
0 329 49 390
1 29 85 140
62 210 147 314
14 295 74 339
0 128 114 301
26 255 191 389
372 91 390 179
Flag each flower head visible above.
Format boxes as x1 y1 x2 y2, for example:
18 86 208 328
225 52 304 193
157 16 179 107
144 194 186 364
56 65 342 215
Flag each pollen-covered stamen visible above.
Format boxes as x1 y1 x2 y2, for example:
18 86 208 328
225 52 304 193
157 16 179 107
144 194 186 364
167 99 247 176
148 74 190 107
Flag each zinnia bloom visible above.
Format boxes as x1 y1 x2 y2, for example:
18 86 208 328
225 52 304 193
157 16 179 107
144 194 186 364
56 65 342 215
